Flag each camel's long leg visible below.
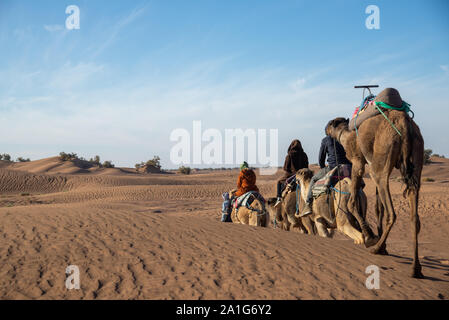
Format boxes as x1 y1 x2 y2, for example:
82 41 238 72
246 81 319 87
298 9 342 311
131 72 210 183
375 187 384 236
349 162 376 244
302 217 315 235
338 221 364 244
408 187 424 278
370 176 397 254
314 218 330 238
335 190 364 245
374 187 388 254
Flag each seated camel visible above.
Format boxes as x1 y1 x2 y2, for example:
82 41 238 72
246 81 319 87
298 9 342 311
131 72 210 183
229 190 270 228
266 188 315 234
295 168 369 245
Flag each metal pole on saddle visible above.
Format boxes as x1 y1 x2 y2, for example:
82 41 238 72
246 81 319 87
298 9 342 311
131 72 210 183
353 85 379 136
354 85 379 97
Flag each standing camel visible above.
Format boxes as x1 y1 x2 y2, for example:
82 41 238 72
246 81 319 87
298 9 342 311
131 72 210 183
326 89 425 278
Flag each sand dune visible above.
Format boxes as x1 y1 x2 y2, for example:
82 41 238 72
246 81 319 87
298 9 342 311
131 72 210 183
0 156 448 299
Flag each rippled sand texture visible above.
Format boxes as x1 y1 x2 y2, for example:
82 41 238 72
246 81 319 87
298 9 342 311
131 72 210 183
0 156 448 299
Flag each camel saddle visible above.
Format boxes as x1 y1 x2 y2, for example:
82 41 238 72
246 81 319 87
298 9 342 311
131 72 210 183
312 164 352 198
233 191 265 211
349 87 404 131
281 174 297 198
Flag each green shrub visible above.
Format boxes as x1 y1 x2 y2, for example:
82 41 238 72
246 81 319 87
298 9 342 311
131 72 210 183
89 155 102 166
146 156 161 170
16 157 30 162
424 149 432 165
102 161 115 168
0 154 11 161
178 166 191 175
432 153 446 159
59 152 78 161
135 156 162 171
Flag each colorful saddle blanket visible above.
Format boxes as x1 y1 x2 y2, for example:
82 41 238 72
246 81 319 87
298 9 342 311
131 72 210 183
312 164 352 198
349 96 380 131
233 191 265 211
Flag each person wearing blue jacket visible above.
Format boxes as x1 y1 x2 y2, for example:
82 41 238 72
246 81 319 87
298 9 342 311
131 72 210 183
299 121 351 217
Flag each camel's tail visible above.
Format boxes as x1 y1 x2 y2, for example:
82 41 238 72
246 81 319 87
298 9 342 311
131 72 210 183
400 117 424 198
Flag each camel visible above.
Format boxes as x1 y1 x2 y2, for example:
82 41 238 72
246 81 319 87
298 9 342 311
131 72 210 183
266 190 315 234
230 193 270 227
327 102 424 278
294 168 367 244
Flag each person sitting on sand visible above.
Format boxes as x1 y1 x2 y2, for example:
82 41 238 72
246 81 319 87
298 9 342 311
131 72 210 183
299 121 351 217
274 139 309 207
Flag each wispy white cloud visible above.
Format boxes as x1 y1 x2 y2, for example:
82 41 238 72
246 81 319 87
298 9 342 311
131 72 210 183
290 78 306 91
90 5 148 58
440 65 449 72
47 62 105 91
44 24 64 32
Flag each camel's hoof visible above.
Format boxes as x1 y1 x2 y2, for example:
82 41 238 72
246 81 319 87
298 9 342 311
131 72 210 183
364 236 379 248
370 246 388 255
412 266 424 279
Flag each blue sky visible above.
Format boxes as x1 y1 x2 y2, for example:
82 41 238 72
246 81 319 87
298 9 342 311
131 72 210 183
0 0 448 168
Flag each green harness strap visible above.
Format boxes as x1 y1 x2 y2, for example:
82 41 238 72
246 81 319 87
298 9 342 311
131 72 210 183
356 100 412 137
374 104 402 137
375 100 411 112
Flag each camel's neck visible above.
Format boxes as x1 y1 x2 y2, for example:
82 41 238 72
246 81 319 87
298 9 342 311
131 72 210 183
334 126 351 150
298 177 311 201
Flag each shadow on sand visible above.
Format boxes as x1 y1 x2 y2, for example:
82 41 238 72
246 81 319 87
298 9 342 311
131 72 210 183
389 254 449 282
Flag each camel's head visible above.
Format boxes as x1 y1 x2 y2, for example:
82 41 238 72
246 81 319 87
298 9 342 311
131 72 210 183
326 117 349 138
295 168 314 184
266 197 283 223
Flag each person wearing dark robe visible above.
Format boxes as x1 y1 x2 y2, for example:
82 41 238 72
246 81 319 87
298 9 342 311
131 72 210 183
274 139 309 207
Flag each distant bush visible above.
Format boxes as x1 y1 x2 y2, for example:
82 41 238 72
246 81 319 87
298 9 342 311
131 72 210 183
16 157 30 162
59 152 79 161
432 153 446 159
89 155 102 167
135 156 162 171
423 177 435 182
0 154 11 161
424 149 432 165
102 160 115 168
146 156 161 169
178 166 191 175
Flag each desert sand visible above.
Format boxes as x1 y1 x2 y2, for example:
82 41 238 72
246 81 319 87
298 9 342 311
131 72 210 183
0 156 448 300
